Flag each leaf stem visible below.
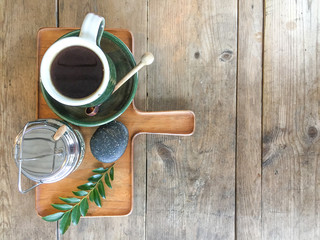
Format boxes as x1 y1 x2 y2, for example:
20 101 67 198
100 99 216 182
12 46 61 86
43 164 115 234
64 163 115 213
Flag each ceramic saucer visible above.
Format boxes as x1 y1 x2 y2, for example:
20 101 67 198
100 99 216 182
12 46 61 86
40 31 138 127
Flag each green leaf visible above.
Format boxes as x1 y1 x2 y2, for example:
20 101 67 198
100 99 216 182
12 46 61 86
80 198 89 216
51 204 73 211
97 181 106 199
72 190 88 197
71 205 81 225
42 212 64 222
89 190 95 202
88 174 102 182
43 164 117 234
59 197 80 204
59 211 71 234
77 182 96 190
110 167 114 181
105 173 112 189
92 167 108 173
93 188 101 207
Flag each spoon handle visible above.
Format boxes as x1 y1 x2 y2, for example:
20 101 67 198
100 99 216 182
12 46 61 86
112 62 144 94
112 52 154 94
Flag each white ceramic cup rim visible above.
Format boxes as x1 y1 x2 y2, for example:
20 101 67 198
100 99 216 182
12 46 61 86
40 37 110 106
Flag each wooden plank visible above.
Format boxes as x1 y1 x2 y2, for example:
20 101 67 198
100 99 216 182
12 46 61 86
0 1 56 239
147 0 237 239
263 0 320 239
236 0 263 239
58 0 147 238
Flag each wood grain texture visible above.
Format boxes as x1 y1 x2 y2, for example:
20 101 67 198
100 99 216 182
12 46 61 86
58 1 148 239
147 0 237 239
263 0 320 239
4 0 320 239
0 1 56 239
236 0 263 239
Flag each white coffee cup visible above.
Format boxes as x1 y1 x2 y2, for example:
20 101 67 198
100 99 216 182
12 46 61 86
40 13 116 107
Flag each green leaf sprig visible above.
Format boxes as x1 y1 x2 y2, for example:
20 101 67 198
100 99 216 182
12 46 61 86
42 164 115 234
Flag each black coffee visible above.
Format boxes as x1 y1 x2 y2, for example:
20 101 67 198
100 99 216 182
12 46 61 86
50 46 104 99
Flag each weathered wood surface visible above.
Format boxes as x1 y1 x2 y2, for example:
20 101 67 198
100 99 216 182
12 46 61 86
147 0 237 239
262 0 320 239
236 0 263 239
2 0 320 239
0 1 56 240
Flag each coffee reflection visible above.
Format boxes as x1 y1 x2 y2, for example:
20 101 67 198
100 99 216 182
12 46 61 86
50 46 104 99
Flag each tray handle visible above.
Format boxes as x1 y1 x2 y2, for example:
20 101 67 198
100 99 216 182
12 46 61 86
133 109 195 136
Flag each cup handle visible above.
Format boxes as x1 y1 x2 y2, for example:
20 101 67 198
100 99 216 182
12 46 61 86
79 13 105 46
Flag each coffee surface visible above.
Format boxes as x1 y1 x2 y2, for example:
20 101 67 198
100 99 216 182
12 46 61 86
51 46 104 99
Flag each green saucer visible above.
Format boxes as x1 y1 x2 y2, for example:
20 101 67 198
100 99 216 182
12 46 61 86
40 30 138 127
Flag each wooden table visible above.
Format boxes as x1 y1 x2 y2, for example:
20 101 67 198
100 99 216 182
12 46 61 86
1 1 320 239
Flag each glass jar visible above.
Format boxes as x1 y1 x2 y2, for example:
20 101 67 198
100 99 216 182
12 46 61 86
13 119 85 193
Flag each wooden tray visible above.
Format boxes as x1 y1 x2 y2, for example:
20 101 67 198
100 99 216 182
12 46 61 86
36 28 195 217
